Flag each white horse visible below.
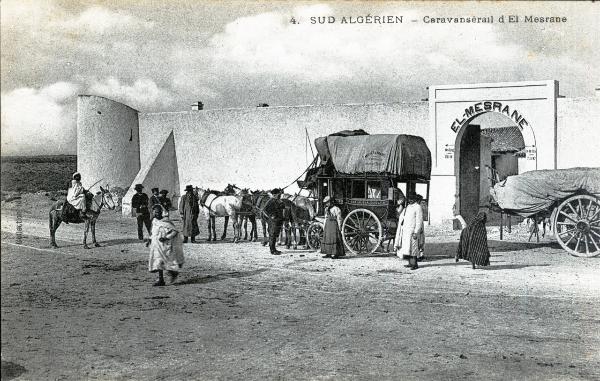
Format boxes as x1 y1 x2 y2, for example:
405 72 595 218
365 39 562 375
197 187 243 243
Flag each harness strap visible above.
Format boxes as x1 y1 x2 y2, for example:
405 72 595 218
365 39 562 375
207 196 217 213
199 192 219 216
199 191 210 207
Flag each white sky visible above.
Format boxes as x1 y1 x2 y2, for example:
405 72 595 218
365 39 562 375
1 1 599 155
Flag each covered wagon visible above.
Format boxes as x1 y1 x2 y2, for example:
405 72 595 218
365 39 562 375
300 130 432 255
490 167 600 257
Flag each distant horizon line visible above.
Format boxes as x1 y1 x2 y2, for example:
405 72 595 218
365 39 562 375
1 154 77 158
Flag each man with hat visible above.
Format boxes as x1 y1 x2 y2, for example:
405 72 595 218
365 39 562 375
158 189 173 212
394 191 423 270
263 188 285 255
131 184 151 241
150 187 161 208
178 185 200 243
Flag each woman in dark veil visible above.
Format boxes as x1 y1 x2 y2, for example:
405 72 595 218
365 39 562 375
456 211 491 269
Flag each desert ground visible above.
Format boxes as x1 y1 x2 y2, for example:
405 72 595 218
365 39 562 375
1 193 599 380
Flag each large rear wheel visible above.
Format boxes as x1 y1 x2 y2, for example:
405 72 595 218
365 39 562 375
553 194 600 257
342 208 382 255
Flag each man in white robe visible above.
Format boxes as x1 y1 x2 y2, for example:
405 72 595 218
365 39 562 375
67 172 87 217
394 193 423 270
148 205 184 286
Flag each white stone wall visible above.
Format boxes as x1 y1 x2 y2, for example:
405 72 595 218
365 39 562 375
139 102 429 195
77 95 140 190
557 97 600 168
121 132 180 216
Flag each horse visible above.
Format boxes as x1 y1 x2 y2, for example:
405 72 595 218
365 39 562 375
249 190 274 245
49 185 116 249
280 193 314 249
249 190 313 250
281 193 315 220
225 185 259 241
197 187 243 242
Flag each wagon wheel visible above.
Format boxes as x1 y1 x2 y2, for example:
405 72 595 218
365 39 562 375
342 208 383 255
553 194 600 258
307 221 324 250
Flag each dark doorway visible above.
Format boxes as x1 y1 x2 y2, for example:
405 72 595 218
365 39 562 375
459 124 481 224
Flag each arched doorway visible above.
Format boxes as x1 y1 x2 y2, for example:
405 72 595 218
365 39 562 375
454 112 531 226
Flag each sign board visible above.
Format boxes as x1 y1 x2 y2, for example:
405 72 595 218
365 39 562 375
444 144 454 159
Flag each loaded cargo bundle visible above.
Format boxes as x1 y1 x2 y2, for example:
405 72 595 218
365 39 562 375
490 167 600 217
313 131 431 179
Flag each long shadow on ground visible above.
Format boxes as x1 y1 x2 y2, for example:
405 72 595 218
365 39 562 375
176 268 269 285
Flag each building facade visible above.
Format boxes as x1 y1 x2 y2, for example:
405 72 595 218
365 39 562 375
76 80 600 224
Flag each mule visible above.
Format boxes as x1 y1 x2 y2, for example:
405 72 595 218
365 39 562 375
49 186 116 249
197 187 243 243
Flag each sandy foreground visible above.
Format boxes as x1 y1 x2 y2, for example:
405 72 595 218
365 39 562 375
1 194 599 380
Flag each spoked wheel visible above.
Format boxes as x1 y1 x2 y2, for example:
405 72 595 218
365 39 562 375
553 194 600 257
307 221 324 250
342 208 382 255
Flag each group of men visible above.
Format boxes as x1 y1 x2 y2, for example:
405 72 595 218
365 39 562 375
131 184 173 241
132 183 201 243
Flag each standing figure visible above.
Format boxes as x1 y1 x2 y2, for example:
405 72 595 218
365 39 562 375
158 190 173 217
321 196 345 259
264 188 284 255
150 188 161 207
456 211 491 269
131 184 151 240
148 205 184 286
179 185 200 243
67 172 88 219
417 195 426 261
394 192 423 270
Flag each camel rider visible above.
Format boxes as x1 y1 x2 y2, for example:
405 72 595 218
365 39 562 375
67 172 88 218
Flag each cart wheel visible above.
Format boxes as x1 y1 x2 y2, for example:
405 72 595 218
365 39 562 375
307 221 324 251
553 194 600 258
342 208 382 255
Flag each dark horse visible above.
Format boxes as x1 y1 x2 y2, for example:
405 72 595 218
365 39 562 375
280 196 313 249
249 190 312 249
228 185 259 241
49 186 116 249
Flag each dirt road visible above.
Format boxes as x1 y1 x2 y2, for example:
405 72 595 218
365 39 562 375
1 195 599 380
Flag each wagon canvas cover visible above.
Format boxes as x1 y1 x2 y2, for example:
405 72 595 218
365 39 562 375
491 167 600 217
315 133 431 179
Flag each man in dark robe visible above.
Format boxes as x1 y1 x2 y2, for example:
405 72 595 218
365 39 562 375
456 211 491 269
150 188 161 208
179 185 200 243
158 190 173 211
131 184 151 240
263 188 284 255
